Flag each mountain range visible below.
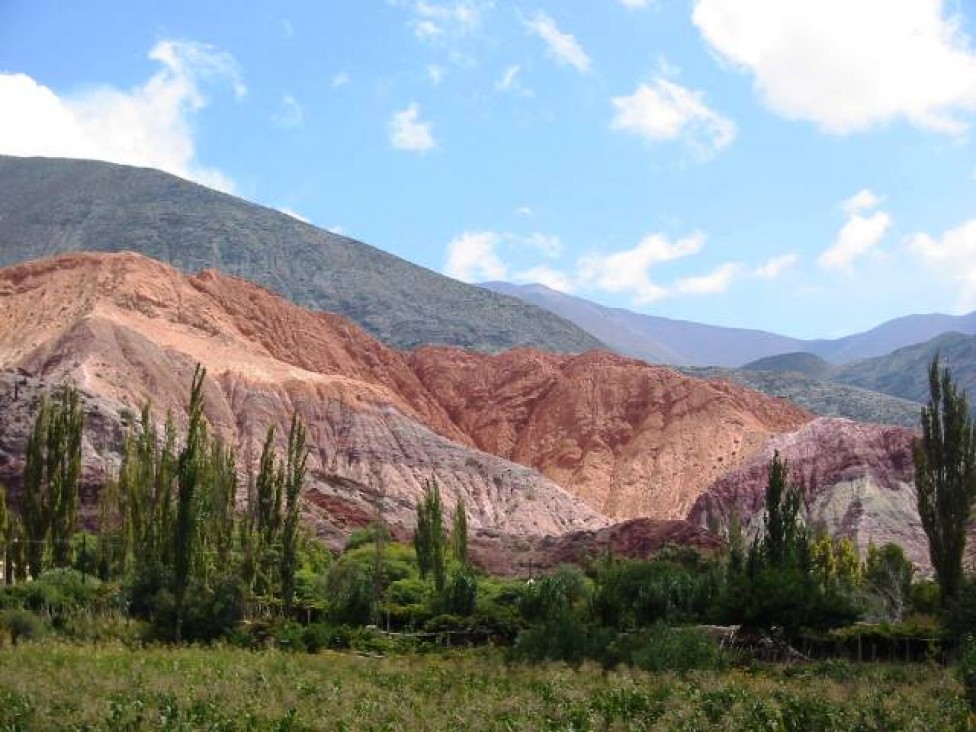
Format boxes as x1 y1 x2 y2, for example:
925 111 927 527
0 155 963 573
483 281 976 368
0 251 934 569
0 155 601 355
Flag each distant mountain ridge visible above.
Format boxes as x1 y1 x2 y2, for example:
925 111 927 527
484 281 976 367
737 331 976 418
0 155 603 355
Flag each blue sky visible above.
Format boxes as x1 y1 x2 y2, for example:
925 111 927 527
2 1 976 339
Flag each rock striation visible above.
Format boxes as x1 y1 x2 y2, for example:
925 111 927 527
410 347 811 520
0 252 607 547
688 418 927 568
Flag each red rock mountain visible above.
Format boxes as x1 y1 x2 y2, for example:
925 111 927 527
0 252 606 545
409 347 811 519
0 252 926 568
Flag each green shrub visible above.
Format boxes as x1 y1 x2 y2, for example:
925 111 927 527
623 623 726 673
1 608 44 645
957 634 976 710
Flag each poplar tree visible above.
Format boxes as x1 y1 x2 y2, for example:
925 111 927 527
414 478 446 590
173 365 207 643
21 385 84 575
22 395 50 577
48 385 83 567
0 487 9 584
452 497 469 567
915 354 976 606
280 412 308 616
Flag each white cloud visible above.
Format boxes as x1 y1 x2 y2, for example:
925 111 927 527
523 232 562 257
427 65 445 85
410 1 488 40
577 232 705 303
514 265 576 293
495 64 533 96
753 253 797 279
910 219 976 308
693 0 976 135
444 231 508 282
516 205 533 217
524 12 591 73
819 193 891 271
842 188 884 215
620 0 654 8
280 19 295 38
331 71 351 88
276 207 310 224
675 262 740 294
389 103 436 152
611 78 736 156
272 94 304 128
0 39 243 192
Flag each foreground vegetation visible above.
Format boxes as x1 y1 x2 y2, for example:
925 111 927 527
0 641 972 731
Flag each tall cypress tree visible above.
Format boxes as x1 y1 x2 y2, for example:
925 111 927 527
280 413 308 616
22 395 50 577
173 365 207 643
21 385 85 575
414 478 446 590
0 487 9 584
452 497 468 567
48 385 84 567
915 354 976 606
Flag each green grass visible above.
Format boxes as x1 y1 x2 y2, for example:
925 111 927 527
0 641 972 730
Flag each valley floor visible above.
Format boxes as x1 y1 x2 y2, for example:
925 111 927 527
0 641 970 730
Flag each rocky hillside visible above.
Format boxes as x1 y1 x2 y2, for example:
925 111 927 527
0 252 936 570
0 155 602 354
0 252 607 548
688 418 926 568
409 347 811 520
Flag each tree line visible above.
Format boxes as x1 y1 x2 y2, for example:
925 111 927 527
0 353 974 662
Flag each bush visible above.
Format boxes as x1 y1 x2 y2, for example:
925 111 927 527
509 611 615 668
958 634 976 710
0 608 44 645
623 623 727 673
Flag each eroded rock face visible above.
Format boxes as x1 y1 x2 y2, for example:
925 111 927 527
0 253 608 545
410 347 812 520
688 418 927 568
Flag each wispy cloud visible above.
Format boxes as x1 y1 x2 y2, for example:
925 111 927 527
524 11 591 73
495 64 533 96
272 94 304 128
753 253 798 279
577 232 705 303
819 190 890 271
611 77 736 157
331 71 351 88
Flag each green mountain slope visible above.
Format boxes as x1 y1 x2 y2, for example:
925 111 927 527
0 156 603 354
832 331 976 405
742 352 833 379
681 366 922 429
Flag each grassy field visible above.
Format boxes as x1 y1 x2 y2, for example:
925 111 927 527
0 641 972 731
